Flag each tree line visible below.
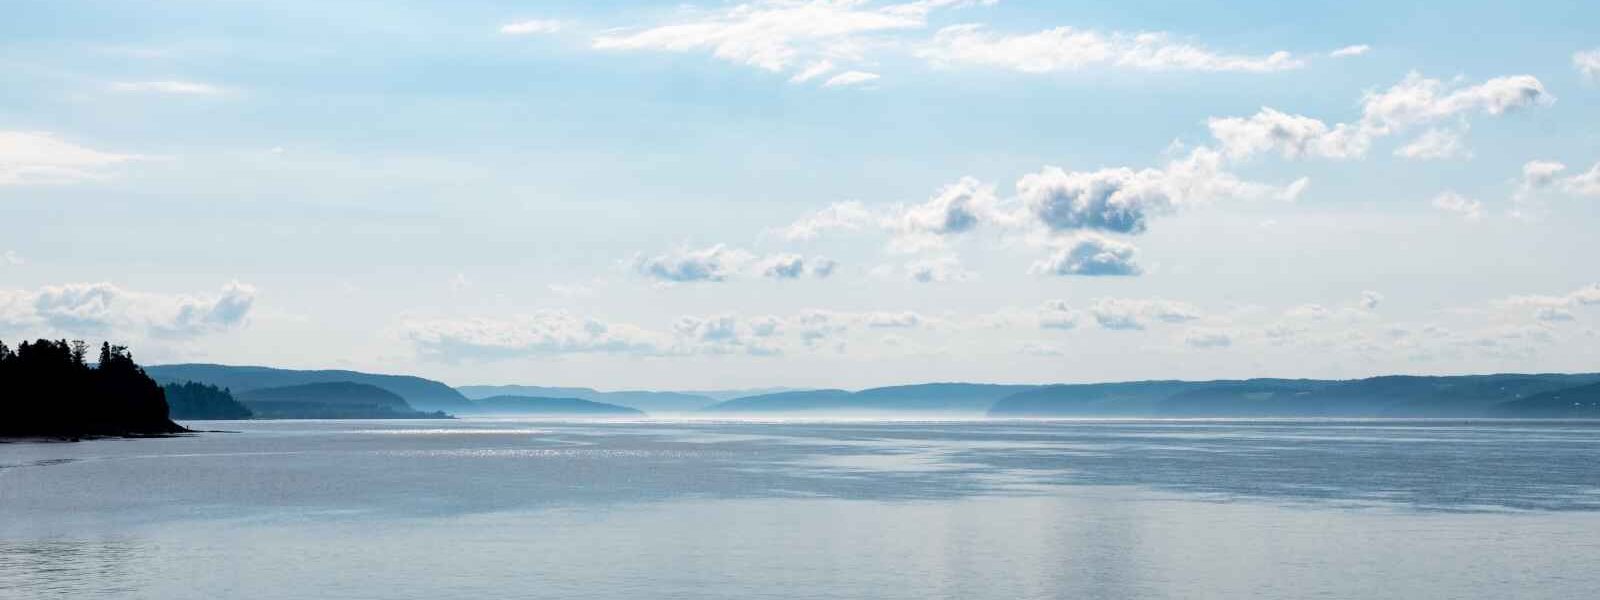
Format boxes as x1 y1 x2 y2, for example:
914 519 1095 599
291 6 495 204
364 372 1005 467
0 338 186 438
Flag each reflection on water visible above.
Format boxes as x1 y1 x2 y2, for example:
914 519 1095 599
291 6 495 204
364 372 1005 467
2 419 1599 599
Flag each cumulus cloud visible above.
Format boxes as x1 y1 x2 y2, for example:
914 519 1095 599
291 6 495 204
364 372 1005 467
1030 236 1141 277
1328 44 1370 58
1574 48 1600 82
758 253 838 279
918 24 1302 73
0 131 138 185
109 80 225 95
1017 148 1286 237
1088 297 1200 331
404 312 668 361
0 281 256 339
500 19 564 35
760 253 808 279
1431 191 1483 220
888 176 1004 251
1208 107 1369 160
1207 72 1552 163
634 244 751 283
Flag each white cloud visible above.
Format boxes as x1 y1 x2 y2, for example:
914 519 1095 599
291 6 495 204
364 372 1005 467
500 19 564 35
759 254 838 279
1207 72 1552 163
673 314 783 355
1394 127 1470 160
1037 300 1081 330
404 312 668 361
864 311 924 328
823 70 880 87
2 251 21 266
109 80 225 95
1207 107 1368 161
1563 162 1600 196
780 200 874 241
0 281 256 339
1088 297 1201 331
1576 48 1600 82
1360 72 1552 130
1017 148 1287 235
1503 283 1600 316
634 244 751 283
809 256 839 278
0 131 137 185
1029 235 1141 277
905 256 971 283
1328 44 1370 58
592 0 958 83
1431 191 1483 220
919 24 1302 73
789 60 837 82
1360 290 1384 311
1184 329 1233 348
888 176 1003 251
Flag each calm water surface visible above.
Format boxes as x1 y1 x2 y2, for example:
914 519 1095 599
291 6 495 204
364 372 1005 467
2 418 1598 599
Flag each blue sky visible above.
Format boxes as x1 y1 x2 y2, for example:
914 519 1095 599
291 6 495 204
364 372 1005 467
2 0 1597 389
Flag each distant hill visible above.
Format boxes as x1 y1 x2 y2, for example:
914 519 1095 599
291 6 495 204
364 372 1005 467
675 387 811 402
987 373 1600 418
456 385 715 413
236 382 446 419
468 395 645 416
147 364 473 413
1488 382 1600 417
704 383 1041 415
707 389 854 412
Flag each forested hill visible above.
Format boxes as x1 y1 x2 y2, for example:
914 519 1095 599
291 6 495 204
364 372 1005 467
235 382 446 419
0 339 187 439
147 364 473 413
987 374 1600 418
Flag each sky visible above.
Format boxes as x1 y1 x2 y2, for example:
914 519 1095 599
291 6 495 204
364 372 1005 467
1 0 1598 390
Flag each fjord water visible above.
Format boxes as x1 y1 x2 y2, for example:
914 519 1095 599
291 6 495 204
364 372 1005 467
3 419 1598 599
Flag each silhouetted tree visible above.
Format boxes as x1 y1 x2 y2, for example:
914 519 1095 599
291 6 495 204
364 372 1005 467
0 338 187 439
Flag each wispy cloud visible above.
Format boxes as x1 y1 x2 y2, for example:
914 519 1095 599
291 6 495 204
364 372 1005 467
1328 44 1370 58
918 24 1304 73
500 19 565 35
0 131 138 186
109 80 227 95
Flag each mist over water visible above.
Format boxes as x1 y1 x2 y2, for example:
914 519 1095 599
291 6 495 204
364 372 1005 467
3 418 1599 599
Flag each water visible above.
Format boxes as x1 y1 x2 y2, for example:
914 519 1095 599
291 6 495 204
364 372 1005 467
3 418 1599 599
